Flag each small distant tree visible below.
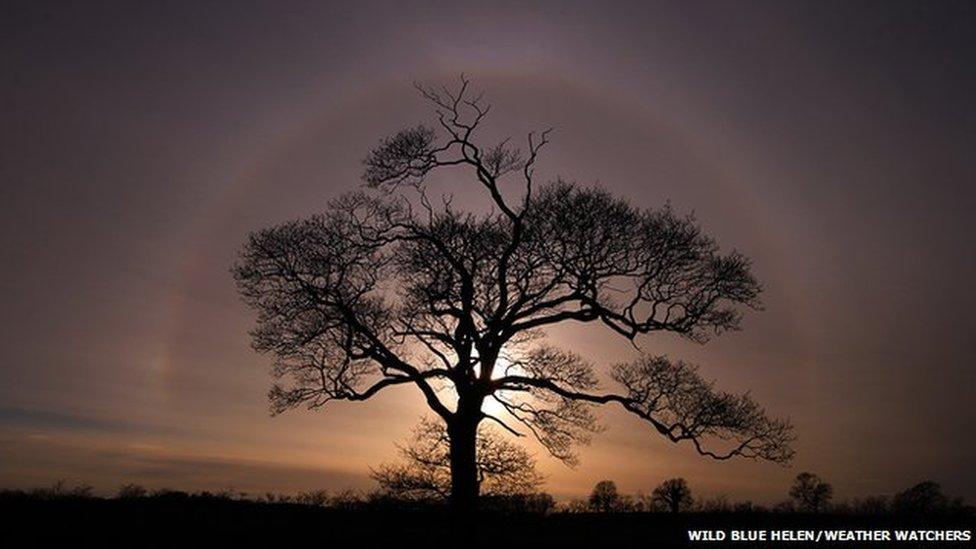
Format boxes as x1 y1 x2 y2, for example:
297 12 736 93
789 472 833 513
372 418 543 501
588 480 622 512
652 477 693 513
892 481 949 515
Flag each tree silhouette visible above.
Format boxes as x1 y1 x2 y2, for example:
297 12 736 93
652 477 693 513
588 480 622 512
789 471 833 513
892 481 950 515
371 417 543 500
233 76 795 511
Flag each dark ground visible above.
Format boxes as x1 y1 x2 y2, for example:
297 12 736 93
2 496 973 548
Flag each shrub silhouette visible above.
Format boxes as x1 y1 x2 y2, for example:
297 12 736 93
117 483 147 499
372 417 543 500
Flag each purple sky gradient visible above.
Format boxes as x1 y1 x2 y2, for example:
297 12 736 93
1 1 974 502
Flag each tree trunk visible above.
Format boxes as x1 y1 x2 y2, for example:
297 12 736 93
447 415 479 512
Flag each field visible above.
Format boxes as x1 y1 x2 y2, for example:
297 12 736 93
3 492 972 548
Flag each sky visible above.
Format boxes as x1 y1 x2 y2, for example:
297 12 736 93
1 0 975 503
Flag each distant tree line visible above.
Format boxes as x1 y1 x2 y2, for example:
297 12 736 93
3 472 972 517
567 473 973 516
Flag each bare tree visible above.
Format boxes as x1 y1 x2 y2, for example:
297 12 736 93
789 472 833 513
892 481 949 515
652 477 693 513
233 76 795 511
371 417 543 500
588 480 622 512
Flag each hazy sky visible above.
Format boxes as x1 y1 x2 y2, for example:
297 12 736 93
2 1 975 502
